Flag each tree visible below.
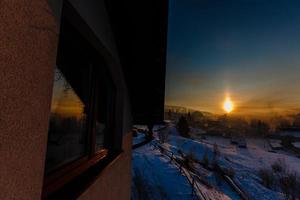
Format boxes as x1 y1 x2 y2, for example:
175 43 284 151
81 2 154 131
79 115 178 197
213 143 220 161
177 116 190 138
280 172 298 200
187 112 192 122
158 127 169 143
167 109 172 120
250 119 270 136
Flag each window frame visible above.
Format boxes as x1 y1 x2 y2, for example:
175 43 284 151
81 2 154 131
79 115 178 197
42 1 122 199
93 63 117 153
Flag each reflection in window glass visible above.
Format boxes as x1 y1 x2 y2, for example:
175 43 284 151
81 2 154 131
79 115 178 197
45 67 89 174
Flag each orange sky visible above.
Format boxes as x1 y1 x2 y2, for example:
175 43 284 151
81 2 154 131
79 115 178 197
51 69 85 118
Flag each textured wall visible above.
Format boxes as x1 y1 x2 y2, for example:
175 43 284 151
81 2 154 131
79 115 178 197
78 133 132 200
0 0 60 199
0 0 132 199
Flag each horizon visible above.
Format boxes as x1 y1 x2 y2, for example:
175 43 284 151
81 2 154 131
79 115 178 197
165 0 300 116
165 104 300 119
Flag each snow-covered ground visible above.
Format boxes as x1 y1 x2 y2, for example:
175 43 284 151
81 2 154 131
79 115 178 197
131 124 300 200
132 144 194 200
132 132 147 146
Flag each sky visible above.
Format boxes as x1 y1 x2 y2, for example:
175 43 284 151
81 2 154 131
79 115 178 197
51 68 85 118
165 0 300 116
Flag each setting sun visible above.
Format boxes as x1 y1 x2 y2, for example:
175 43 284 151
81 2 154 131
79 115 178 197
223 97 233 113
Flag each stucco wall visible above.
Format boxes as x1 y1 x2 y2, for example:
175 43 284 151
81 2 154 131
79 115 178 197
0 0 132 199
0 0 59 199
78 133 132 200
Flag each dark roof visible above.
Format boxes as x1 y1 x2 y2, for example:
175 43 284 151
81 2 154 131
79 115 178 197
106 0 169 124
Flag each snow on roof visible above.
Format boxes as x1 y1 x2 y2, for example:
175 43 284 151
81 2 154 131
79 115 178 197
269 139 282 148
278 131 300 138
292 142 300 149
133 125 148 130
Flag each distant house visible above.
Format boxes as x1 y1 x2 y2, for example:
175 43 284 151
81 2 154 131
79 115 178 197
291 142 300 155
238 139 247 148
269 139 283 150
269 127 300 141
230 137 247 148
277 128 300 141
292 142 300 149
190 127 206 135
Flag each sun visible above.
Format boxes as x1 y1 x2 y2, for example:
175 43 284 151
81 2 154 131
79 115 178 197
223 97 233 113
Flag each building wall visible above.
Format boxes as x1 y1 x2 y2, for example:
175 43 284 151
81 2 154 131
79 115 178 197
0 0 132 199
78 133 132 200
0 0 59 199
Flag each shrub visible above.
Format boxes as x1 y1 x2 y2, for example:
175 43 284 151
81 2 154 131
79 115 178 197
158 127 169 143
279 171 299 200
184 155 193 170
132 168 152 200
177 116 190 138
202 152 209 168
281 136 294 148
271 158 286 174
184 148 196 170
211 159 220 171
224 167 235 178
258 169 274 188
213 143 220 161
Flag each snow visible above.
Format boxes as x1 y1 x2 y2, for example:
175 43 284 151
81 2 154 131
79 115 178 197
269 139 283 149
132 132 146 146
190 127 206 135
292 142 300 149
132 124 300 200
164 135 285 200
131 144 194 200
133 125 148 131
132 141 235 200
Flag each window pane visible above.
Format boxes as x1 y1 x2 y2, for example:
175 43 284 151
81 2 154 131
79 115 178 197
95 69 115 152
45 66 89 174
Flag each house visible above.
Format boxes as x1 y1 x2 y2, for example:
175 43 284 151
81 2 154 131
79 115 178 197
278 130 300 141
0 0 168 199
269 139 283 150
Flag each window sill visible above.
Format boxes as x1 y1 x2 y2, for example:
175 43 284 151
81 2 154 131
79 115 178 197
42 149 122 200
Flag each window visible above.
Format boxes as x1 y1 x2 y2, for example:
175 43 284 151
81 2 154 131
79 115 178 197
45 66 91 174
43 4 119 197
46 63 115 174
94 66 116 152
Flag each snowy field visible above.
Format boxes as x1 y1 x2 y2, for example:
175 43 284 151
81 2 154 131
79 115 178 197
131 125 300 200
131 143 194 199
132 132 147 146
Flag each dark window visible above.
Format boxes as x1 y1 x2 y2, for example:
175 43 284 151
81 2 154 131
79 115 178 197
45 66 91 174
43 4 120 197
94 67 116 152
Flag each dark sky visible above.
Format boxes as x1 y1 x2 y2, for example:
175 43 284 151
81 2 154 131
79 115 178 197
166 0 300 115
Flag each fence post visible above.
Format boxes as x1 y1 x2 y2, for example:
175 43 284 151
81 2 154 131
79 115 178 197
191 177 195 197
169 152 173 163
180 162 182 173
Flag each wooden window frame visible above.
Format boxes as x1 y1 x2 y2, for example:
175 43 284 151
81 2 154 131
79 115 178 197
42 1 122 199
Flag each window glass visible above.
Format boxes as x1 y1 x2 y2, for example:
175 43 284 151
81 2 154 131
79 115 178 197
45 12 117 175
95 69 115 152
45 66 90 174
